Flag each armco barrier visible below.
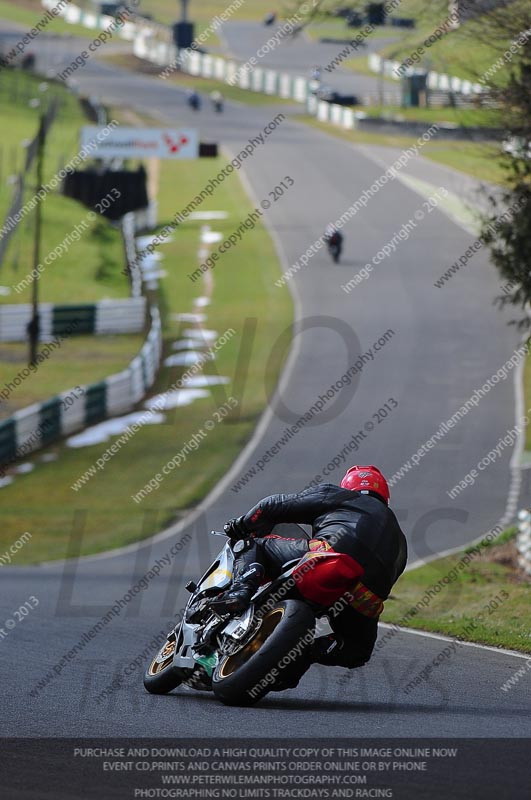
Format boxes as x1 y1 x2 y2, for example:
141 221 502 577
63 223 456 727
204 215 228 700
41 0 483 100
0 305 161 471
517 509 531 577
307 94 501 141
133 31 492 141
40 0 312 105
42 0 144 42
41 1 490 141
0 297 146 342
367 52 484 96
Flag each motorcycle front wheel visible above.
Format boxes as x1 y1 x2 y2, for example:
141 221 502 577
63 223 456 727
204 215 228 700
143 635 188 695
212 599 315 706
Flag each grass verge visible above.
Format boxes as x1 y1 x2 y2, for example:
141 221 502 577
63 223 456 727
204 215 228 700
0 335 144 419
0 0 273 48
102 53 297 107
358 105 501 129
297 115 507 185
0 69 127 304
0 148 292 562
334 53 395 82
377 6 505 82
137 0 275 26
383 529 531 653
0 68 139 414
523 353 531 454
310 1 512 85
0 0 92 38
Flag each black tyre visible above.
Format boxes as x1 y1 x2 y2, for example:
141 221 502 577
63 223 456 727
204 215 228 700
212 600 315 706
143 636 187 695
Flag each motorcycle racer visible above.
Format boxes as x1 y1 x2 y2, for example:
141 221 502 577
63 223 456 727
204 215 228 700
211 466 407 677
324 223 343 262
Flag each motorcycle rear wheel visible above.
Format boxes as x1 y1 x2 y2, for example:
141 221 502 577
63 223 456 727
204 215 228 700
212 599 315 706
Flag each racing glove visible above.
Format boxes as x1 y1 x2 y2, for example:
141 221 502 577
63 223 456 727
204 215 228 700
224 516 248 540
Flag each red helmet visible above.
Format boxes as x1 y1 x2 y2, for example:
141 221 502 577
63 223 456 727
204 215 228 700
340 465 390 504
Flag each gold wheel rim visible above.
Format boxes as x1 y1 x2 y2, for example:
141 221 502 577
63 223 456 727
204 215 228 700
148 639 176 676
218 607 285 679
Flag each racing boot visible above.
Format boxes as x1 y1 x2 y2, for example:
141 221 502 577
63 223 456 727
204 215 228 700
312 634 369 668
210 562 265 615
210 537 265 615
311 634 345 665
271 635 343 691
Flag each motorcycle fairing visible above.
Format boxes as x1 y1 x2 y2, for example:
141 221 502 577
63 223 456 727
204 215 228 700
198 546 234 591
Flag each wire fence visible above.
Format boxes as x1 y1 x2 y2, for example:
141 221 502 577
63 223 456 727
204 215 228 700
0 94 58 268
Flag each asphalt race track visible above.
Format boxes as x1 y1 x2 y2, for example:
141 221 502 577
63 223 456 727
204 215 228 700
1 21 530 760
219 19 401 102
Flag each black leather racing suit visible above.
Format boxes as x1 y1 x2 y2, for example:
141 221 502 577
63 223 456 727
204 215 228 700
231 483 407 668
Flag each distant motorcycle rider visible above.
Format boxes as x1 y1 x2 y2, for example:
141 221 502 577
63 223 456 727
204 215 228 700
324 223 343 262
212 466 407 675
210 90 224 112
311 65 322 82
187 89 201 110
